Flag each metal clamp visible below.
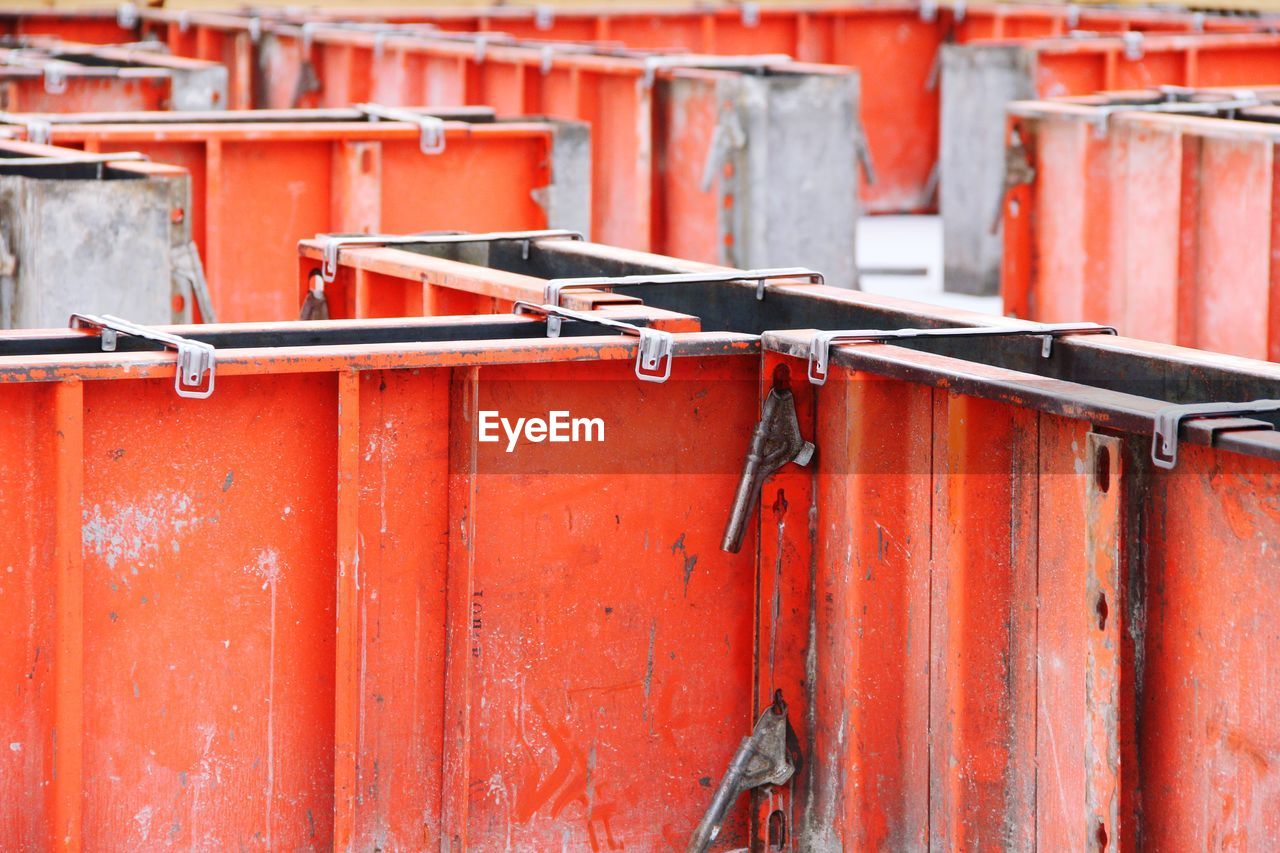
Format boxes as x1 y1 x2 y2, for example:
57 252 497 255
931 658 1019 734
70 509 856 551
247 16 261 44
21 117 51 145
43 68 67 95
641 54 791 87
178 11 191 34
356 103 446 154
317 229 583 282
919 0 939 22
512 301 674 382
534 5 555 30
1122 31 1143 61
545 267 822 308
740 2 760 27
117 2 139 29
70 313 215 399
300 22 319 53
1151 400 1280 469
806 322 1117 385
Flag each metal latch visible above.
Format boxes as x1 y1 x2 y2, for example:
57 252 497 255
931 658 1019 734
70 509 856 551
70 313 215 399
688 689 801 853
545 267 823 307
1151 400 1280 469
722 367 814 553
807 321 1117 385
356 103 447 155
317 229 584 282
511 301 674 383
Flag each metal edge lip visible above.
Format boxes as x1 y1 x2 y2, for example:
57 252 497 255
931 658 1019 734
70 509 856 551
763 329 1280 463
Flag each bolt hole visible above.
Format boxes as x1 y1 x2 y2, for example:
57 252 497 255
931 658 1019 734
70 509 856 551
1094 445 1111 494
1096 590 1108 632
1095 819 1109 851
768 809 787 848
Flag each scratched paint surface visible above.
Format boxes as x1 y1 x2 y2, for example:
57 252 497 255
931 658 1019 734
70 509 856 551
447 356 759 849
79 373 338 849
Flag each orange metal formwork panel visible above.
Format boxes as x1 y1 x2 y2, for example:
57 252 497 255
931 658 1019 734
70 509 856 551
302 235 1280 847
0 39 227 112
0 308 795 851
134 2 1262 214
944 30 1280 295
233 25 864 287
3 108 588 323
1002 88 1280 361
0 9 132 44
2 234 1280 847
759 323 1280 849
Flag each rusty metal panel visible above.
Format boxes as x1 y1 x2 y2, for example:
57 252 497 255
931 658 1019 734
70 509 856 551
1005 91 1280 361
0 139 191 329
9 110 587 323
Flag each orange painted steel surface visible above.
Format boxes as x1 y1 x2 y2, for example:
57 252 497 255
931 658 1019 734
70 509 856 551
10 110 580 323
760 324 1280 850
135 2 1259 214
237 26 862 284
0 40 226 112
1003 90 1280 361
2 234 1280 847
945 30 1280 294
0 311 779 850
0 10 131 45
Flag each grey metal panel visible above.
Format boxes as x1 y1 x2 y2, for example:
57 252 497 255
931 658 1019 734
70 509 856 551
940 44 1036 295
724 70 862 291
534 119 592 238
0 171 190 329
168 65 229 111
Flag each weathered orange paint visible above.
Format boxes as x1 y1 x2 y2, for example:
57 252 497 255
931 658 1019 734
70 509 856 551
1005 91 1280 361
136 2 1260 213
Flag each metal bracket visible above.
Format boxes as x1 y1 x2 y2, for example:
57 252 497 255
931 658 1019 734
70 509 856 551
1151 400 1280 469
19 117 51 145
300 22 319 54
919 0 938 22
534 5 555 30
807 322 1117 385
1122 31 1144 61
641 54 791 87
545 267 822 307
740 2 760 27
688 690 800 853
247 17 261 44
356 103 446 154
69 313 215 399
43 68 67 95
511 301 674 383
178 11 191 34
317 229 583 282
117 2 139 29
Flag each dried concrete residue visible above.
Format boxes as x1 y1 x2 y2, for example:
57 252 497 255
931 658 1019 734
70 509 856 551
82 491 211 571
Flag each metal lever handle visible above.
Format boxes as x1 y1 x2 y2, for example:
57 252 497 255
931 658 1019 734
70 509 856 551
70 313 215 399
544 267 823 307
722 368 814 553
807 321 1117 385
688 690 799 853
1151 399 1280 469
511 301 673 383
